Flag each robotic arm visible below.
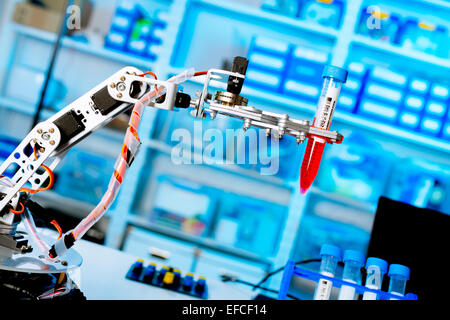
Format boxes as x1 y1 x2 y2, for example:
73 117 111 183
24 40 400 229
0 57 344 260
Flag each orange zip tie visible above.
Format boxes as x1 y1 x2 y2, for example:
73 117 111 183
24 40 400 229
114 170 123 184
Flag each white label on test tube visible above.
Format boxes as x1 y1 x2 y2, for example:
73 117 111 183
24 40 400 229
314 272 334 300
315 86 340 130
338 281 356 300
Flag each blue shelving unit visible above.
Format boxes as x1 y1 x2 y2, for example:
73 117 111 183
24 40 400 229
1 0 450 294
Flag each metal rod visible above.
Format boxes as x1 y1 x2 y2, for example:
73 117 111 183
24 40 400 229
31 1 70 129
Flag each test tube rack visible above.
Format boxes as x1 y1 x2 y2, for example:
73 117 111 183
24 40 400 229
278 260 418 300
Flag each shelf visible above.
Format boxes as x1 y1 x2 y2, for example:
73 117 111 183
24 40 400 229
143 138 293 190
0 96 36 115
183 76 450 154
11 23 155 70
34 191 95 219
410 0 450 10
309 186 376 213
352 35 450 71
192 0 338 39
128 215 273 267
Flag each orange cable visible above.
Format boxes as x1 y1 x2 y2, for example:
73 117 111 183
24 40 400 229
9 201 25 214
50 220 63 240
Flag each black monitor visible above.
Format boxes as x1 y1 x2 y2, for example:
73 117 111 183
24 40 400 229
368 197 450 301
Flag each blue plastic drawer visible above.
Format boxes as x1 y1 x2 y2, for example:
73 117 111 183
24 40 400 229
368 66 408 88
357 98 399 122
430 83 450 101
145 42 159 61
398 111 420 130
425 100 447 118
408 78 430 95
286 58 325 85
343 76 362 94
105 31 128 50
337 91 357 113
282 78 321 102
442 122 450 141
247 51 288 73
403 95 425 112
126 39 148 56
249 36 291 57
110 14 135 33
346 61 367 78
364 81 404 106
420 117 442 136
245 68 283 92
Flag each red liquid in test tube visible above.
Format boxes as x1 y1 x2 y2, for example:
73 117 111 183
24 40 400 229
300 66 348 194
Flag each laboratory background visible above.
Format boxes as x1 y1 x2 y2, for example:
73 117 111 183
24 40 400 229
0 0 449 302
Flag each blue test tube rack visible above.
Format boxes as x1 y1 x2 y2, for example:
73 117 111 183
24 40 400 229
278 260 418 300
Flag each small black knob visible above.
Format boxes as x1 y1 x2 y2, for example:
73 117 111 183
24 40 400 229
227 56 249 95
174 92 191 109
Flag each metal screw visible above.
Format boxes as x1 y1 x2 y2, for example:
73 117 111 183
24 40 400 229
61 260 68 266
117 82 126 91
110 83 116 88
37 129 43 134
49 128 54 133
117 93 123 98
49 140 55 145
42 133 51 140
39 147 45 153
120 76 126 81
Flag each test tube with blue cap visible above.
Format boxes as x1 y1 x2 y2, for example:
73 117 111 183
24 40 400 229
388 264 410 300
313 244 342 300
363 257 388 300
338 250 365 300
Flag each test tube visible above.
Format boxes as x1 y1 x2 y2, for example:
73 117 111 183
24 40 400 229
388 264 410 300
313 244 342 300
362 257 388 300
338 250 365 300
300 65 348 194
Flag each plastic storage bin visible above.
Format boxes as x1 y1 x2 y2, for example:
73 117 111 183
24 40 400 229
315 132 392 204
357 7 402 44
148 174 217 237
213 193 287 257
298 0 344 29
